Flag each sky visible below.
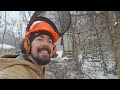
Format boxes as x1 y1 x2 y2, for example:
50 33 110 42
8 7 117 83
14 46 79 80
0 11 34 38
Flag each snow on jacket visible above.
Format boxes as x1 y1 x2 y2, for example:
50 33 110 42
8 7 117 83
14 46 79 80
0 58 50 79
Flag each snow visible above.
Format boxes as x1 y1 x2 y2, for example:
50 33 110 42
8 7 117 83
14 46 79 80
51 51 69 63
47 50 118 79
0 44 15 49
57 51 63 58
57 51 70 61
81 57 118 79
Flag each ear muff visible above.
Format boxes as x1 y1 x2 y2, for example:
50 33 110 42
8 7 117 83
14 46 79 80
51 44 57 58
20 39 26 54
24 38 31 54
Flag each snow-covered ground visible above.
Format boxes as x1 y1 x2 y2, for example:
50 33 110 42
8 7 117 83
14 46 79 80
46 51 118 79
0 44 15 49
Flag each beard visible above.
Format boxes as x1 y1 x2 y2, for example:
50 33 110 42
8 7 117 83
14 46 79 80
31 46 51 65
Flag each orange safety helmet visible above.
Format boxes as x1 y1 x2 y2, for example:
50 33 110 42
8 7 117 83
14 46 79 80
26 21 59 43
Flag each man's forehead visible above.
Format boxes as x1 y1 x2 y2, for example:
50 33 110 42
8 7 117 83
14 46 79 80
34 31 53 41
29 31 54 42
37 34 52 39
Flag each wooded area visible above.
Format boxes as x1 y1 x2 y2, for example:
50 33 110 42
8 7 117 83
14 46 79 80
0 11 120 79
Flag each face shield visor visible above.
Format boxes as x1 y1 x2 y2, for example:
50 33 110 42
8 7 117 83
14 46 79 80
26 11 71 41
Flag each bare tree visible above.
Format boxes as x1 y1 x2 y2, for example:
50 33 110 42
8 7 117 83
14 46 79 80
0 11 7 55
60 11 118 79
106 11 120 78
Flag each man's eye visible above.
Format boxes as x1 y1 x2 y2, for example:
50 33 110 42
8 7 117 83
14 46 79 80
48 40 52 43
37 38 42 41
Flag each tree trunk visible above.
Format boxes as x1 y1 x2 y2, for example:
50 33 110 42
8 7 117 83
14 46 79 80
72 30 78 60
107 11 120 78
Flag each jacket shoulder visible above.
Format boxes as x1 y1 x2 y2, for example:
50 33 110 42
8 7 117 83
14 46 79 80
0 64 33 79
0 58 40 79
0 54 19 58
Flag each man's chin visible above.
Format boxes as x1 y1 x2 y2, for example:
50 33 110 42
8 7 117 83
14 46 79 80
38 59 50 65
35 56 50 65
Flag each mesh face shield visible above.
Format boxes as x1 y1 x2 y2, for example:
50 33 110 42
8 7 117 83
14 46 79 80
26 11 71 37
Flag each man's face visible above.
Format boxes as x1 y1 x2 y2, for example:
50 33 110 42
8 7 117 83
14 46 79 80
30 34 53 65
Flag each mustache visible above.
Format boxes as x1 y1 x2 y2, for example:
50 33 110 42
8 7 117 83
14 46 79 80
37 46 51 54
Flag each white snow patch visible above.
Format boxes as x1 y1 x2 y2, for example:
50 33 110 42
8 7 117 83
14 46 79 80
0 44 15 49
57 51 63 58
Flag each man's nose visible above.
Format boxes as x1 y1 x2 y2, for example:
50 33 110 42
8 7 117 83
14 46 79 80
42 40 49 46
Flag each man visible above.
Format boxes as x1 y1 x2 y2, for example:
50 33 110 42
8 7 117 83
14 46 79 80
0 11 71 79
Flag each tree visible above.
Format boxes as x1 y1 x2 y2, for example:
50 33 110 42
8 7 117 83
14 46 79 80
106 11 120 78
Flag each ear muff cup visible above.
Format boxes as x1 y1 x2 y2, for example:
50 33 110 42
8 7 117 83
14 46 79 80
24 38 31 54
20 39 26 54
51 44 57 57
20 38 31 54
